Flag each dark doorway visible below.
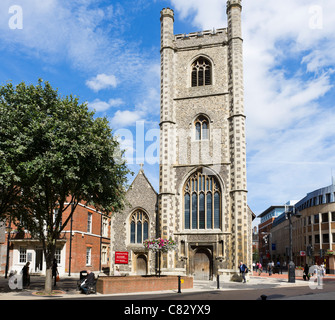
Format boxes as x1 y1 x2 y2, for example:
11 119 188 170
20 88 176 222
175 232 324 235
35 249 43 273
136 255 147 275
194 248 212 280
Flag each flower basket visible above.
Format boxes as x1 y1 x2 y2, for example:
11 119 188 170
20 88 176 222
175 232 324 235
143 238 177 276
143 238 177 253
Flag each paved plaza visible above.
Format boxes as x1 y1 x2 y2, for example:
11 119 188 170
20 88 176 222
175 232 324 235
1 271 332 300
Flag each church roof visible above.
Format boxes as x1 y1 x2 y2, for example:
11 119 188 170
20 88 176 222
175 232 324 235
127 167 157 195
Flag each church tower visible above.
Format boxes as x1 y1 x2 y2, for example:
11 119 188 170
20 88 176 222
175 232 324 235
158 0 251 279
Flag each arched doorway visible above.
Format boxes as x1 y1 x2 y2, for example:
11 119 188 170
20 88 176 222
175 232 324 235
136 255 147 275
193 248 212 280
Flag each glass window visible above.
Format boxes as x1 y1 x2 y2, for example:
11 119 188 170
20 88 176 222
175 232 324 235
86 247 91 265
87 212 92 233
137 222 142 244
308 216 312 225
323 233 329 244
195 122 201 140
183 170 221 230
102 216 108 237
192 193 198 229
191 57 212 87
130 210 149 244
319 195 323 205
130 221 135 243
322 212 329 223
143 221 148 241
194 115 209 141
184 193 190 229
214 192 220 229
101 245 108 264
55 249 61 264
315 234 320 244
326 193 331 203
202 122 208 140
19 247 27 263
199 193 205 229
207 193 212 229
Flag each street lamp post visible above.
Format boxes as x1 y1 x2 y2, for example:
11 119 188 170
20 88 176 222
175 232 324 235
68 203 74 276
287 208 302 283
5 217 12 279
261 232 271 267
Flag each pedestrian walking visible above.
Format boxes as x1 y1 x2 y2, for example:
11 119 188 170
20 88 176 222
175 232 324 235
303 264 310 281
21 262 30 287
258 262 263 275
268 262 273 276
239 261 248 283
276 261 282 274
52 258 58 286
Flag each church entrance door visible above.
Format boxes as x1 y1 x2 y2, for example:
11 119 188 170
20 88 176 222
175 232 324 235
193 248 211 280
136 255 147 275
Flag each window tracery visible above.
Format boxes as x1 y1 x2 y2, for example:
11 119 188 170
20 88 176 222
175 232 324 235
191 57 212 87
130 210 149 244
194 115 209 140
184 170 221 230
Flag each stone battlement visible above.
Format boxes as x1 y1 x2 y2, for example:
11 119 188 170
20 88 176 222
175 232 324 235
160 8 174 19
227 0 242 7
175 28 227 41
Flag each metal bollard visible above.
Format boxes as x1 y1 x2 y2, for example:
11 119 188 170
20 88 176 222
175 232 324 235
217 274 220 289
178 275 181 293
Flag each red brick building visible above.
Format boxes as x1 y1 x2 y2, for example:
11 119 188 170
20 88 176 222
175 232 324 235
1 201 111 277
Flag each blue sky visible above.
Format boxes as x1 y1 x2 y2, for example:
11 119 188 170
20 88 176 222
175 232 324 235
1 0 335 226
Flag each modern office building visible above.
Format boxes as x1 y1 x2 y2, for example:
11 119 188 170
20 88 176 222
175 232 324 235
271 183 335 273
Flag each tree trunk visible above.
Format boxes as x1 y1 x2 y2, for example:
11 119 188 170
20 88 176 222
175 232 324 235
45 268 53 294
44 246 55 294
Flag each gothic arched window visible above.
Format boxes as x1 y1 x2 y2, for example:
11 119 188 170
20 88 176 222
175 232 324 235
194 115 209 140
130 210 149 244
191 57 212 87
183 170 221 230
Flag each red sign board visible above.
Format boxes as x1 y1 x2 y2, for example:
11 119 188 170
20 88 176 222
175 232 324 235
115 251 129 264
300 251 306 256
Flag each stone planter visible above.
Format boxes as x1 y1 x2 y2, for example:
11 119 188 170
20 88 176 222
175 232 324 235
96 275 193 294
295 269 304 277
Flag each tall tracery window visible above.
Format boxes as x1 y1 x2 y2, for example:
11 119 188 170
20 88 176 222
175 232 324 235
194 115 209 140
191 57 212 87
130 210 149 244
184 171 221 230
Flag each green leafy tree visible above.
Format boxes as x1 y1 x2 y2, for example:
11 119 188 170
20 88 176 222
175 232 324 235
0 80 131 293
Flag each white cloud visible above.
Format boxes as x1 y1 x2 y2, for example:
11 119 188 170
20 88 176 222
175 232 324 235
88 98 124 112
170 0 226 31
86 74 118 92
109 110 144 128
109 62 161 129
0 0 151 82
242 1 335 213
